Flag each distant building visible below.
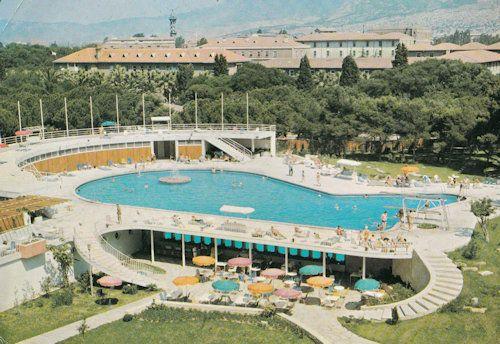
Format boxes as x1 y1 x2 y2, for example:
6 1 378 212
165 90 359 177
296 32 416 60
102 36 175 49
407 43 461 57
368 27 432 44
258 57 393 75
53 47 248 75
201 34 309 60
436 50 500 75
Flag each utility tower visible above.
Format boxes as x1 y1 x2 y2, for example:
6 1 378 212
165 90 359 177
169 10 177 38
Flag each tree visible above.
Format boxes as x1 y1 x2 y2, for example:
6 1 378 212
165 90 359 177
175 36 185 48
279 28 288 35
213 54 228 76
477 133 498 163
257 29 263 34
132 33 145 37
296 55 313 90
393 43 408 68
434 30 471 45
339 56 360 87
78 319 89 338
470 198 495 242
196 37 208 46
49 244 73 287
175 64 194 93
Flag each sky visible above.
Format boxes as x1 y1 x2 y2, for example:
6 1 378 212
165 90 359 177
0 0 217 24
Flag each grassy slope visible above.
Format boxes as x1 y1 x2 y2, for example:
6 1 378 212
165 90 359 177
340 217 499 344
63 318 314 344
319 157 482 180
0 288 154 343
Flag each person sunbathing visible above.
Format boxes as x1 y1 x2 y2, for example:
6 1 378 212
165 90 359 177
270 226 286 239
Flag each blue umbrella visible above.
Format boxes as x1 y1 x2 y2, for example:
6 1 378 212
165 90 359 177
299 265 323 276
212 280 239 293
354 278 380 291
101 120 116 127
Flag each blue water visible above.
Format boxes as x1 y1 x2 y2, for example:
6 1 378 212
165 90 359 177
76 170 457 230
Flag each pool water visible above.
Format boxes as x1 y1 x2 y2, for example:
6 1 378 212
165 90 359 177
76 170 457 230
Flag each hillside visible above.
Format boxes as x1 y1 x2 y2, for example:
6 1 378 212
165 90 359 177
0 0 497 45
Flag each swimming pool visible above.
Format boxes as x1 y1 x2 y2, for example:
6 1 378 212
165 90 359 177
76 170 457 230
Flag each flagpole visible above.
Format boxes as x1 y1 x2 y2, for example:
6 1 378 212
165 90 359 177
194 92 198 129
246 92 249 130
89 96 94 135
17 101 22 131
64 97 69 137
142 93 146 128
39 99 45 140
115 94 120 132
221 92 224 130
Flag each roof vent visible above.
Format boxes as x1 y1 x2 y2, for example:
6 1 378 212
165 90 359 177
136 53 141 58
179 53 184 57
108 53 112 58
165 53 170 58
150 53 155 58
194 53 199 57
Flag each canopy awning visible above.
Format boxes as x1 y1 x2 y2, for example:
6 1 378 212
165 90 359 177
219 205 255 215
151 116 171 123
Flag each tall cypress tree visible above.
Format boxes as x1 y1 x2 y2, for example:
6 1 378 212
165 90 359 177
393 43 409 68
339 55 360 87
297 55 313 90
213 54 228 76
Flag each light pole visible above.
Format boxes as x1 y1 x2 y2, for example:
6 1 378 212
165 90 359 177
87 243 93 296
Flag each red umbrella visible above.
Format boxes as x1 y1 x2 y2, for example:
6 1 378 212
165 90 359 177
97 275 122 287
227 257 252 267
261 268 286 279
274 288 303 299
0 143 7 148
15 130 32 136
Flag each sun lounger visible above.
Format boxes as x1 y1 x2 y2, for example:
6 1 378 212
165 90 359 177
217 221 247 234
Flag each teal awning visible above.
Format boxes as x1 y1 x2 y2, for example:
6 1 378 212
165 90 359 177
278 247 286 254
312 251 321 259
194 236 201 244
300 249 309 258
234 241 243 249
289 248 298 256
256 244 264 252
164 233 172 240
203 237 212 245
266 245 275 253
224 239 232 247
100 120 116 127
174 233 182 241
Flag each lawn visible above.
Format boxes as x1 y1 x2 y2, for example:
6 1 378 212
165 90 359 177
340 216 499 344
319 157 483 181
0 287 154 343
63 305 314 344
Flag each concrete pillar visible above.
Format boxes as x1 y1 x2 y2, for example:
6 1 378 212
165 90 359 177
270 132 276 157
175 140 179 160
251 138 255 153
201 140 206 159
248 242 252 261
285 247 289 274
150 230 155 263
362 256 366 279
322 252 326 277
181 234 186 267
214 238 218 267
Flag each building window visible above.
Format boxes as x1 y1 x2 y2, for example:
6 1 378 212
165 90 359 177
379 41 382 47
392 41 396 47
353 41 356 47
379 50 382 56
313 42 316 48
366 41 369 47
273 51 277 57
241 52 245 56
326 50 330 57
430 53 434 57
313 50 317 57
339 42 343 47
352 51 356 57
249 53 253 57
340 51 343 57
265 51 269 57
326 42 330 47
391 50 395 56
257 51 261 57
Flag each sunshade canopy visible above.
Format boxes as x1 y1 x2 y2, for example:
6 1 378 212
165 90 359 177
192 256 215 267
354 278 381 291
299 265 323 276
219 205 255 215
212 279 239 293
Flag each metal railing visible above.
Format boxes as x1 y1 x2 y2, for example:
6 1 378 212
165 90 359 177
1 123 276 146
97 234 160 275
220 137 253 158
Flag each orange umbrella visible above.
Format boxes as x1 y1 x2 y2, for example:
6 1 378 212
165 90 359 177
401 165 419 175
306 276 334 288
192 256 215 267
248 282 274 295
172 276 199 286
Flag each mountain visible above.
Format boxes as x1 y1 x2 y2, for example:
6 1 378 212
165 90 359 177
0 0 497 45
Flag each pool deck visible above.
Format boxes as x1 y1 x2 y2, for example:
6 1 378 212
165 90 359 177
2 144 499 344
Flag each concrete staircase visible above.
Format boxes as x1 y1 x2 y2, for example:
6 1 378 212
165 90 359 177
74 227 164 288
205 137 252 162
358 250 463 321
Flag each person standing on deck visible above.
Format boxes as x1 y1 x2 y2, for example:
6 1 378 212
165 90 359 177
301 169 305 183
116 204 122 224
316 171 321 186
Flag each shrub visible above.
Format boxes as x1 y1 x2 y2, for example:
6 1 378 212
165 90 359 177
439 297 465 313
76 271 91 293
261 305 276 318
462 239 479 259
123 313 134 322
122 284 138 295
40 276 53 297
146 283 158 292
51 289 73 307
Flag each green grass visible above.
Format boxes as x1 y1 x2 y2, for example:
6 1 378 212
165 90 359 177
340 217 500 344
0 287 154 343
63 305 314 344
319 157 483 181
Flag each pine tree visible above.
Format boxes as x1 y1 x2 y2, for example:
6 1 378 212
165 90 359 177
213 54 228 76
339 56 360 87
296 55 313 90
393 43 408 68
175 64 194 93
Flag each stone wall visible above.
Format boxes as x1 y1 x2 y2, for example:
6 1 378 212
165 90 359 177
102 229 143 256
392 251 430 292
